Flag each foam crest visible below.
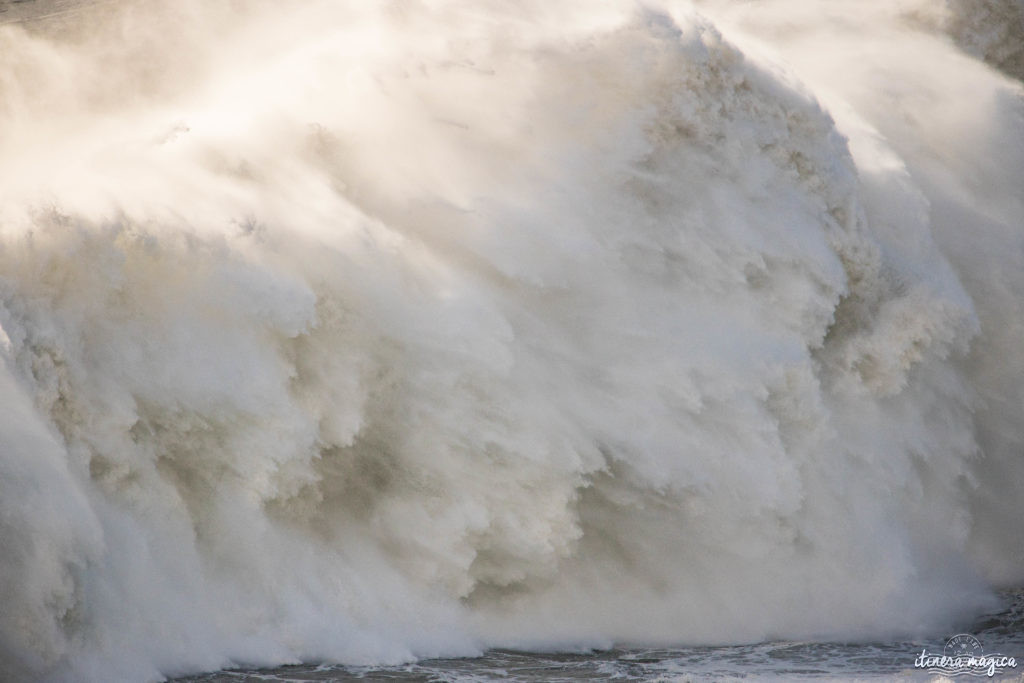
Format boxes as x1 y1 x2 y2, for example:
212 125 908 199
0 1 1021 680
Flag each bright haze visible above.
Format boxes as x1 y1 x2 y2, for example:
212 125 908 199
0 0 1022 681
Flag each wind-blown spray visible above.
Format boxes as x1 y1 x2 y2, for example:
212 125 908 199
0 1 1022 681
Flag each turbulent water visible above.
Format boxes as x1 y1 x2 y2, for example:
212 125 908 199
171 597 1024 681
168 592 1024 681
1 0 1023 681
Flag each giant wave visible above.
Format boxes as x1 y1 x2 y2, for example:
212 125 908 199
0 1 1022 680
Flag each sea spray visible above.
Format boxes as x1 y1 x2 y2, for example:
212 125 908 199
0 1 1021 681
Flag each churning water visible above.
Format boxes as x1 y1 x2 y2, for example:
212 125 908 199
170 592 1024 681
1 0 1023 681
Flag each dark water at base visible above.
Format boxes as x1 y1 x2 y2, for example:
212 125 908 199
175 592 1024 682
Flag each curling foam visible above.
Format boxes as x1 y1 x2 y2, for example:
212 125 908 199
0 1 1022 680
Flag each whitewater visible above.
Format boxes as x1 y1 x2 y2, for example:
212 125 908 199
0 0 1022 680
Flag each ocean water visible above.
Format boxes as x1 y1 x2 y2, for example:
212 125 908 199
1 1 1023 681
172 593 1024 682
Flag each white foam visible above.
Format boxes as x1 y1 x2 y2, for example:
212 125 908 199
0 1 1021 680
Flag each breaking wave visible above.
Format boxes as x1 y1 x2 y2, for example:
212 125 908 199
0 1 1022 680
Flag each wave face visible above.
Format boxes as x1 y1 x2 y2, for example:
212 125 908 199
0 1 1022 680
